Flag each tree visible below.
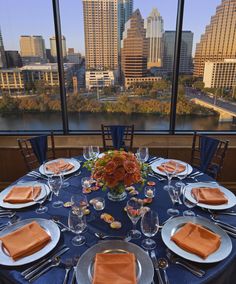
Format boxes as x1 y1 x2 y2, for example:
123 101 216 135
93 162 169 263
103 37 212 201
193 81 204 91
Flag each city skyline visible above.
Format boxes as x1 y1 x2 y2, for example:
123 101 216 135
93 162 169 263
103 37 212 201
0 0 221 55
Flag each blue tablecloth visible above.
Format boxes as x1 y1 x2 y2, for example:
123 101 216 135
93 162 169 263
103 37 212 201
0 157 236 284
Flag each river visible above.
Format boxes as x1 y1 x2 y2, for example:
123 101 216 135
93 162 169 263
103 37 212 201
0 112 235 131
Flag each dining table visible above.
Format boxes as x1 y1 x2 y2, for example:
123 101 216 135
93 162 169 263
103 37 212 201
0 155 236 284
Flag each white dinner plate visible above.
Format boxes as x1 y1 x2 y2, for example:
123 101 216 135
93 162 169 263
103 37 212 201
76 240 153 284
161 216 232 263
184 182 236 210
150 158 193 176
0 218 60 266
0 182 50 209
39 158 80 176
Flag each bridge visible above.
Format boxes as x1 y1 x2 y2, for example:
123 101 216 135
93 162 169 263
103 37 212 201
191 98 236 122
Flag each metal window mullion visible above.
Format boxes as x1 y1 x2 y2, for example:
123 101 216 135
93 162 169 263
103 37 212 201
169 0 185 134
52 0 69 134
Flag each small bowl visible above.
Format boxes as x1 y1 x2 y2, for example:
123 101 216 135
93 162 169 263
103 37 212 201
144 186 156 198
93 197 105 211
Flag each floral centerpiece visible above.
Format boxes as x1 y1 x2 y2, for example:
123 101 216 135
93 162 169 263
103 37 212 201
92 150 143 201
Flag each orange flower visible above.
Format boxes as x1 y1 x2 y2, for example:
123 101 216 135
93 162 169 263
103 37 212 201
112 155 125 167
124 173 134 186
105 161 117 174
114 167 125 181
123 160 136 174
105 174 119 188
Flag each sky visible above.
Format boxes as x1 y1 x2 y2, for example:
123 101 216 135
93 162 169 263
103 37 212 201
0 0 222 55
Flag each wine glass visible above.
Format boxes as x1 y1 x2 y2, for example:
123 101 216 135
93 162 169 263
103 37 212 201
136 147 149 163
32 184 48 214
68 209 86 246
175 163 189 194
163 161 179 191
126 199 143 239
141 210 159 250
71 194 88 215
167 186 180 217
182 187 197 216
90 146 100 160
48 175 63 208
83 146 92 161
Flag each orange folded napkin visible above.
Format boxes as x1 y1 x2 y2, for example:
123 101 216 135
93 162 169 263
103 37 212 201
191 187 228 205
46 159 74 174
93 253 137 284
3 186 41 204
0 221 51 261
157 160 186 174
171 222 221 259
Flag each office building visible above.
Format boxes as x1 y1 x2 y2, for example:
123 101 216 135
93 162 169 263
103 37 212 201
0 28 7 68
67 48 82 64
203 59 236 88
194 0 236 77
5 51 22 68
121 9 149 79
82 0 119 70
145 8 164 68
125 76 161 88
0 68 24 91
119 0 133 42
86 70 115 90
50 35 67 59
163 31 193 74
20 35 46 60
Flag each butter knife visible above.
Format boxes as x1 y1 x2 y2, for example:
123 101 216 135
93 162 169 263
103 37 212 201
150 250 164 284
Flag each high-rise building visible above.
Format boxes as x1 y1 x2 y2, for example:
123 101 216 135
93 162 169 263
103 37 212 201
0 28 7 68
20 35 46 60
67 48 82 64
194 0 236 77
145 8 164 68
119 0 133 42
5 51 22 68
163 31 193 74
50 35 67 59
82 0 119 71
121 9 149 79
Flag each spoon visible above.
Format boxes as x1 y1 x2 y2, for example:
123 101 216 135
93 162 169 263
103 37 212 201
157 258 169 284
70 256 80 284
0 215 20 230
63 258 73 284
94 232 131 241
0 212 16 218
51 216 70 231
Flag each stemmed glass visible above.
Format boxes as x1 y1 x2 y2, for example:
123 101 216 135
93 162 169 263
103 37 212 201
83 146 92 161
68 208 87 246
163 162 179 191
141 210 159 250
32 184 48 214
136 147 149 163
71 194 88 215
48 175 63 208
175 163 189 195
126 199 143 239
167 186 180 217
182 187 197 216
90 146 100 160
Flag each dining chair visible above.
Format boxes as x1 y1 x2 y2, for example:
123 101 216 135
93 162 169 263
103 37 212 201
101 124 134 151
17 131 56 171
190 132 229 179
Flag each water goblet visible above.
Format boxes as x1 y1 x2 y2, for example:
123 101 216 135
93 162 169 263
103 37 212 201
32 184 48 214
68 209 86 246
141 210 159 250
182 187 197 216
175 163 189 194
126 199 143 239
163 162 179 191
83 146 92 161
90 146 100 160
137 147 149 163
167 186 180 217
71 194 88 215
48 175 63 208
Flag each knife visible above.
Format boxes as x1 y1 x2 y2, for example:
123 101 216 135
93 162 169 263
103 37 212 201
150 250 164 284
21 245 68 277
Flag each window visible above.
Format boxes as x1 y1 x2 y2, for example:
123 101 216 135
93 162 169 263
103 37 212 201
0 0 63 132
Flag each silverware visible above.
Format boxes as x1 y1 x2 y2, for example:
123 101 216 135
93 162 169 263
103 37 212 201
51 216 70 231
157 258 169 284
148 157 163 165
0 212 16 218
64 171 81 182
70 256 80 284
148 173 166 181
147 157 157 163
94 232 131 241
0 215 20 230
27 171 47 181
28 256 61 283
166 250 205 277
210 215 236 232
150 250 164 284
209 209 236 216
63 259 73 284
22 245 69 278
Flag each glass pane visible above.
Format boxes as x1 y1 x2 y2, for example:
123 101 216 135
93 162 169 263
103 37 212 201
176 0 236 131
60 0 177 131
0 0 63 131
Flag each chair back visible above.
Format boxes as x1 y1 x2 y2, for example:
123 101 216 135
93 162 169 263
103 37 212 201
17 132 56 171
190 132 228 179
101 124 134 151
